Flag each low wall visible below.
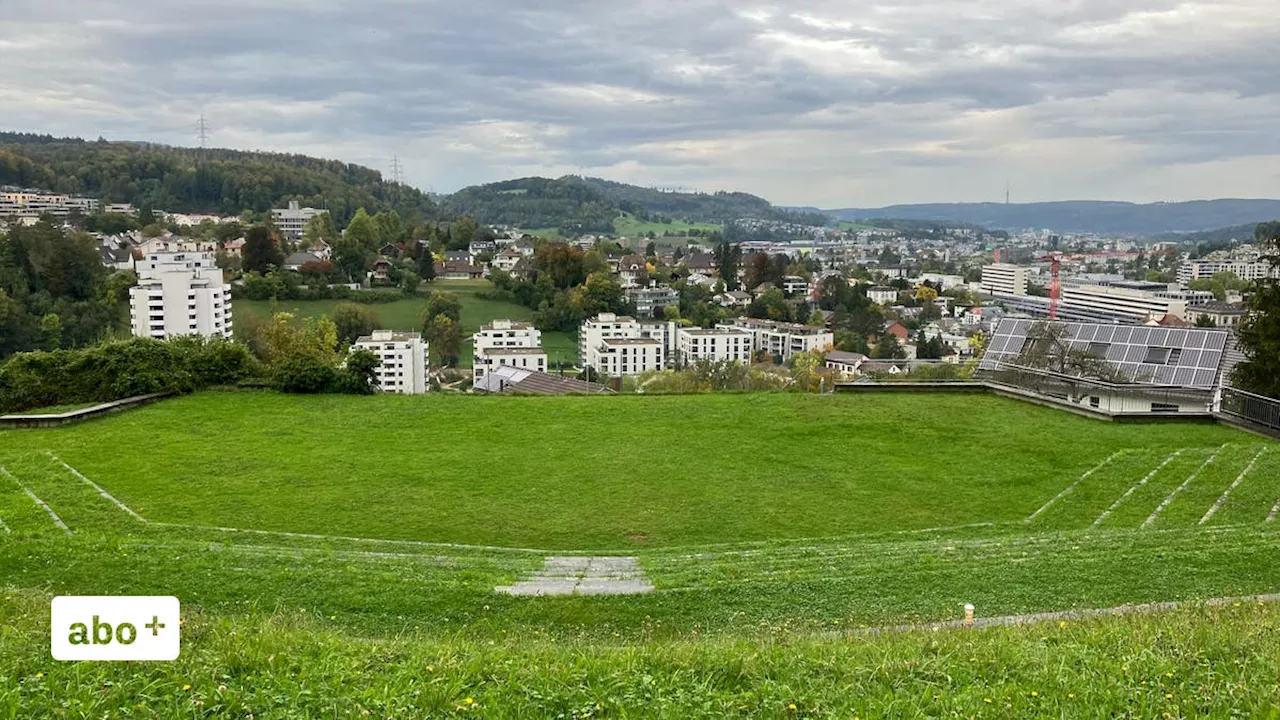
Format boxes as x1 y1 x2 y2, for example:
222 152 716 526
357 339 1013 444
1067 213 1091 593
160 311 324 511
0 392 176 429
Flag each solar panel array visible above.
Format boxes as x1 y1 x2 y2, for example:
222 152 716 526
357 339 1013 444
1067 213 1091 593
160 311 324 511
979 319 1229 388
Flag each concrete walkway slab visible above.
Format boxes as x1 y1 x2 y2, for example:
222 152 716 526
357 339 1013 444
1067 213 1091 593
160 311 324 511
497 556 654 596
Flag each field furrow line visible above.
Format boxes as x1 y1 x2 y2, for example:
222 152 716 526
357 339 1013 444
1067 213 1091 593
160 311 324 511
1025 450 1124 523
45 451 147 523
1201 447 1268 525
1 465 73 535
1092 450 1183 527
1142 447 1222 528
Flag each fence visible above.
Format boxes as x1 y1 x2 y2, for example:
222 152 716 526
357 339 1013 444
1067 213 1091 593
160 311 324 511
1218 386 1280 433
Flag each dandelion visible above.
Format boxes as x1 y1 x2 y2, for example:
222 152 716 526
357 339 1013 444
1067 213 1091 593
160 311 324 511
34 672 44 679
1031 691 1039 697
1068 693 1076 699
464 698 474 705
1166 694 1173 699
1165 672 1174 678
182 684 192 691
1059 620 1067 629
983 698 992 704
788 703 797 710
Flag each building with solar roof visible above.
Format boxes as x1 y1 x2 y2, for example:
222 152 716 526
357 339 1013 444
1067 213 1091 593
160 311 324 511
978 318 1235 415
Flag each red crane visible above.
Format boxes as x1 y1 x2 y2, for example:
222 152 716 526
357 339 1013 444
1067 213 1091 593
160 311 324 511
1036 253 1062 319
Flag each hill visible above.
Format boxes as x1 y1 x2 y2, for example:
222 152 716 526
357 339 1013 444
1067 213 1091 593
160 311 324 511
0 131 437 225
823 199 1280 235
439 175 828 235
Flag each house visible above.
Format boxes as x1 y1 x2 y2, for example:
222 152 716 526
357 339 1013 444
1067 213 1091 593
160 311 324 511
714 290 752 308
307 239 332 261
685 253 717 274
618 254 648 288
378 243 400 259
677 327 753 365
444 250 473 264
97 236 136 271
474 365 612 395
433 261 484 280
751 282 776 297
824 350 867 378
353 330 429 394
492 248 524 272
469 238 498 257
626 285 679 318
868 286 898 305
686 272 716 287
284 252 322 272
221 238 246 257
371 257 393 281
884 322 910 341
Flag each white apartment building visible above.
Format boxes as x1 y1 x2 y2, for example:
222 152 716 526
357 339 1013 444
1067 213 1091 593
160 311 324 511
353 330 429 394
472 319 544 384
676 327 753 365
1177 259 1277 283
579 313 676 371
1060 284 1188 322
271 200 327 240
0 190 100 217
591 338 664 377
720 317 833 361
867 286 898 305
129 252 232 340
980 263 1029 296
625 285 679 318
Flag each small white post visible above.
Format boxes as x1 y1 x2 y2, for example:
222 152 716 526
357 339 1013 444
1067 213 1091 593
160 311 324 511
963 603 975 627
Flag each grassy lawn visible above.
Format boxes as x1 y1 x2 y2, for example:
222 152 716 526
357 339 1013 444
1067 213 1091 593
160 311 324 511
3 391 1280 714
1 392 1259 550
613 213 722 239
234 280 578 366
838 220 879 231
1 401 101 416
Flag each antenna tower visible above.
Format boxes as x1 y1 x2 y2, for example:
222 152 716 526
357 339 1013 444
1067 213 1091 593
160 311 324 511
390 156 404 185
197 115 210 148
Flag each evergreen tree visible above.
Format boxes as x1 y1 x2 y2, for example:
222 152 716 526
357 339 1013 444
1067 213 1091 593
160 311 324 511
1233 222 1280 398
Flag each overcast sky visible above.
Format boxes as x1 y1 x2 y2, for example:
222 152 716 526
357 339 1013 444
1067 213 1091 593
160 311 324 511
2 0 1278 207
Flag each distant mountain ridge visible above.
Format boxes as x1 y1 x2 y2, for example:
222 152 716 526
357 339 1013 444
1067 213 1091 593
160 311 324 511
818 200 1280 235
440 175 827 234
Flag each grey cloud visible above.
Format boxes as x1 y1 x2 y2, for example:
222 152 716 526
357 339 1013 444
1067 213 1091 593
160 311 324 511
0 0 1277 206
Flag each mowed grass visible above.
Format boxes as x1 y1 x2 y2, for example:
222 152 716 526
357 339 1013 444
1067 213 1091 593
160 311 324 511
235 279 578 366
0 391 1255 551
613 213 722 238
4 587 1280 718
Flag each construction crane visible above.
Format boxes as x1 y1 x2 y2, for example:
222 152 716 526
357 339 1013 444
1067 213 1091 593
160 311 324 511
1036 253 1063 319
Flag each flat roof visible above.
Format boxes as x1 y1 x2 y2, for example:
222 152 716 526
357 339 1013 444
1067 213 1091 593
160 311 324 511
486 347 547 355
602 338 660 345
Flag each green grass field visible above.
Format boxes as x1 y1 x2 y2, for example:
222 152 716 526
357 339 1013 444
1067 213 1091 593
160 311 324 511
3 391 1279 716
838 220 879 232
613 213 722 239
236 280 578 366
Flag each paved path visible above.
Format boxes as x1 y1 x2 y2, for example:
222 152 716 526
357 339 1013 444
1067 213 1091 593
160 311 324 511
497 556 654 596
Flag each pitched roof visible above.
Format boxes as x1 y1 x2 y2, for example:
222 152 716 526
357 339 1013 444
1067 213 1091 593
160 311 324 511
476 365 613 395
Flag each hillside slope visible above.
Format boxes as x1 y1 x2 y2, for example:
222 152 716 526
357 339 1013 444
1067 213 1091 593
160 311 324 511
823 199 1280 234
0 132 437 225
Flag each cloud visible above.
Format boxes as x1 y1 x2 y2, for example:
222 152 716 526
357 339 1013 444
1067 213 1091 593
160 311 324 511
1 0 1277 207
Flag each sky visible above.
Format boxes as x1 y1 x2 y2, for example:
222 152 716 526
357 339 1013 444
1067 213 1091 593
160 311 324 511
2 0 1278 208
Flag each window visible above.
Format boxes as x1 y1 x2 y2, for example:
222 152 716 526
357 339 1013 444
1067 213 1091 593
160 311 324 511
1151 402 1179 413
1089 396 1100 409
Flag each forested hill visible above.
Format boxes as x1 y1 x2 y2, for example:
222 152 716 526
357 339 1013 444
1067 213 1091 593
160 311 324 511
0 132 436 225
439 175 828 233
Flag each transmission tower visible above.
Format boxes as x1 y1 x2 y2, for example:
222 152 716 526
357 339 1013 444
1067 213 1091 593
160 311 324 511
390 156 404 185
197 115 210 148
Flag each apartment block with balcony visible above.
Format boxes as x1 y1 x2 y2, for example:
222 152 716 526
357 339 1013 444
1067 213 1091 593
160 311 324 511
980 263 1029 297
719 317 833 361
579 313 676 370
472 319 544 384
129 252 232 340
353 330 429 394
271 200 327 240
676 327 753 365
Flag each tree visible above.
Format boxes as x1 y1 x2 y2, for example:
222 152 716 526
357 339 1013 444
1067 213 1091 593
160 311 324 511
330 303 382 346
400 269 421 296
343 208 380 251
421 291 462 327
1233 222 1280 398
1194 314 1218 328
303 213 338 246
644 241 657 258
242 225 283 274
747 287 790 322
424 315 462 366
451 216 479 249
373 209 404 246
712 241 743 291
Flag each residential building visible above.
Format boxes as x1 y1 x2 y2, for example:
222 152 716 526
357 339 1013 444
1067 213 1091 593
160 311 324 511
714 290 752 307
1177 259 1277 283
980 263 1029 297
781 275 809 295
592 338 665 377
0 190 100 218
271 200 326 241
719 317 833 361
434 260 484 279
472 319 543 384
492 248 524 272
868 286 898 305
1191 301 1248 328
625 285 678 317
579 313 676 375
284 252 322 271
618 254 648 288
824 350 867 378
353 330 429 394
129 252 232 340
676 327 753 365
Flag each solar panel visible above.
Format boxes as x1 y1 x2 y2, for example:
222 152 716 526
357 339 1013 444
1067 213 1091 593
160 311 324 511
979 319 1229 389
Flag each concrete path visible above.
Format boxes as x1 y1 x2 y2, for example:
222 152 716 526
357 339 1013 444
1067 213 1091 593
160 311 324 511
497 556 653 596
